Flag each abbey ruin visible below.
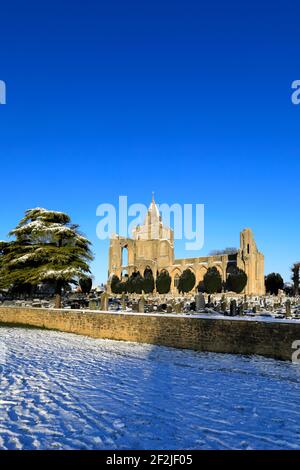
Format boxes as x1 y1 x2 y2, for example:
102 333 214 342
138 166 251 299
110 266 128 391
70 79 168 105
108 197 265 295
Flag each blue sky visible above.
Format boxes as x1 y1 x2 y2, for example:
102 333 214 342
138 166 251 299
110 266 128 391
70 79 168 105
0 0 299 284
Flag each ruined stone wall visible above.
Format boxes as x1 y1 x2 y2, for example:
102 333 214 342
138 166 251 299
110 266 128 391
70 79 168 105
108 227 265 296
0 307 299 361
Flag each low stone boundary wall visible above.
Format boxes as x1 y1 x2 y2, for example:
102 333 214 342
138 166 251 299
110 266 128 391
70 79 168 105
0 307 299 361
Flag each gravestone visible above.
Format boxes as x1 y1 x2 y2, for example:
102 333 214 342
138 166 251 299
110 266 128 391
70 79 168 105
100 292 108 311
285 300 291 317
121 293 126 311
32 302 42 308
195 293 205 311
220 295 227 313
138 296 145 313
89 298 98 310
230 300 237 316
166 304 173 313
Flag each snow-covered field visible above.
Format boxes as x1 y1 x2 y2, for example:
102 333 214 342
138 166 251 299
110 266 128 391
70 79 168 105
0 327 299 450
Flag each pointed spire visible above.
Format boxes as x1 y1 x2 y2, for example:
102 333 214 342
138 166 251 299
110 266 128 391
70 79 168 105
147 192 160 222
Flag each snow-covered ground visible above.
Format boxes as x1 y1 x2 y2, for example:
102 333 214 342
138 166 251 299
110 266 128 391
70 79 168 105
0 327 299 450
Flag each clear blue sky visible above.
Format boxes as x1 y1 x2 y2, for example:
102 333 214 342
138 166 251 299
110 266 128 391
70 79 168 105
0 0 299 284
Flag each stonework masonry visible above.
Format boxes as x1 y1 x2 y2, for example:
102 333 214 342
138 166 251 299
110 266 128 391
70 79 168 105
0 307 299 361
108 197 265 295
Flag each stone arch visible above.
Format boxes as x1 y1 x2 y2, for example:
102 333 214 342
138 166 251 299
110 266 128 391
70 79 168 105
120 239 135 267
121 269 129 280
213 263 224 280
121 246 128 267
185 266 197 291
109 272 116 281
170 267 182 291
143 265 153 277
159 267 170 275
185 265 196 275
108 237 136 284
195 264 208 286
174 273 180 289
226 263 237 276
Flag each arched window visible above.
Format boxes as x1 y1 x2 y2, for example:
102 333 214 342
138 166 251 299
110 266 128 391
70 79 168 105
247 244 250 254
174 274 180 288
122 246 128 267
121 269 128 280
144 266 153 277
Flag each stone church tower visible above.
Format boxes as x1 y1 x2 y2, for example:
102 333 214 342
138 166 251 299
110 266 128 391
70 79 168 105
237 228 265 295
108 197 265 295
108 195 174 280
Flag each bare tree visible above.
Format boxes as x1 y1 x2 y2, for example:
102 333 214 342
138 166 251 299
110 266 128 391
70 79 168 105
209 247 237 256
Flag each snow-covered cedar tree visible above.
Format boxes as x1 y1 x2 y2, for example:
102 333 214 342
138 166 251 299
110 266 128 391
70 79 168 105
0 208 93 308
177 268 196 294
